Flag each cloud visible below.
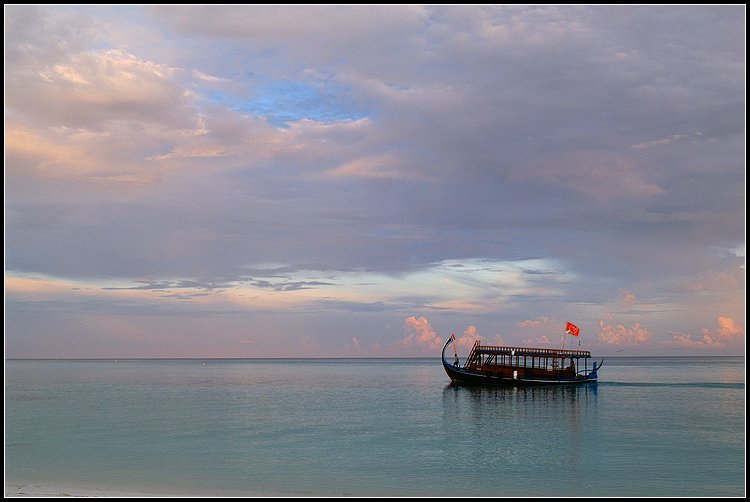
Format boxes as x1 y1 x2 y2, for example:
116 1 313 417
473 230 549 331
7 48 191 130
4 120 176 191
192 69 228 83
5 45 205 192
5 123 106 179
4 6 97 69
631 133 689 150
5 275 84 298
514 317 572 348
150 5 429 67
454 325 482 351
462 325 478 338
323 155 413 180
517 151 665 201
665 316 744 350
598 320 652 345
399 316 444 353
102 279 230 291
399 317 495 355
245 278 334 292
517 316 553 328
620 290 636 307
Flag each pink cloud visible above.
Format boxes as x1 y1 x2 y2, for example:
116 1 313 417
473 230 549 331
517 151 664 201
456 325 508 349
15 49 189 130
516 316 563 347
598 320 652 345
400 315 444 353
462 325 477 337
399 317 485 355
620 289 636 306
455 325 480 351
323 154 414 180
516 315 553 328
665 316 744 350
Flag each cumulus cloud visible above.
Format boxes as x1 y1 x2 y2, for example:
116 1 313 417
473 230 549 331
454 325 481 351
399 317 492 355
598 320 652 345
400 316 444 353
665 316 744 350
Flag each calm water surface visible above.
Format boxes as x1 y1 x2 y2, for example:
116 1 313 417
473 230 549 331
5 357 745 496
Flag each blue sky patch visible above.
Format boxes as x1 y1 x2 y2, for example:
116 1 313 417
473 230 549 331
236 80 369 126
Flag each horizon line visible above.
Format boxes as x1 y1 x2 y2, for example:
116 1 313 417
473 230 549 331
7 354 744 361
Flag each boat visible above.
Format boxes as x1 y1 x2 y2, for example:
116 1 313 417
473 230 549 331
441 334 602 386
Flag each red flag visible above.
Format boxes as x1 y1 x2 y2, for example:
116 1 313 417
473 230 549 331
566 322 580 336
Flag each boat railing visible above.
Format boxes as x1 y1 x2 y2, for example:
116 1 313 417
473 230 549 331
470 343 591 358
481 345 590 357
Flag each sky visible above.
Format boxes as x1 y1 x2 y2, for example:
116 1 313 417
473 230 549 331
4 5 746 358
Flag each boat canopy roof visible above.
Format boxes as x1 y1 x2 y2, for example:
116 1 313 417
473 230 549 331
473 344 591 359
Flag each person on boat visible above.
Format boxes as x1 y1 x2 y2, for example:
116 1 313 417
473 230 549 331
567 362 576 377
454 354 459 367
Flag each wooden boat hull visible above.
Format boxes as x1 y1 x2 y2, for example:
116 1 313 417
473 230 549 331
442 359 597 386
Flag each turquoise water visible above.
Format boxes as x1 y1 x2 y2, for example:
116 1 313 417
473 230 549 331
5 357 745 497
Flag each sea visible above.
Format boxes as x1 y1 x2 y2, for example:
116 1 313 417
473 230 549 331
4 356 745 497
